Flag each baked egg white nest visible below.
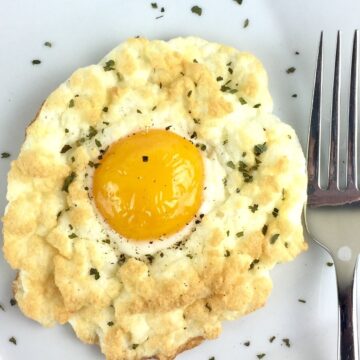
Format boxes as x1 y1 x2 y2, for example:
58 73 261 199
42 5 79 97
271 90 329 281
3 37 307 360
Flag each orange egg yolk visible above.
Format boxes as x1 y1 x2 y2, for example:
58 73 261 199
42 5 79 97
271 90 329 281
93 129 204 241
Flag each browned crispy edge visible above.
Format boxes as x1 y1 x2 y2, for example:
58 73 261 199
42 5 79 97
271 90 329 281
13 271 204 360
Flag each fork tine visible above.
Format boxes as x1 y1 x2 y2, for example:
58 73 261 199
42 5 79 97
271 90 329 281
307 32 323 191
328 31 341 190
347 30 358 189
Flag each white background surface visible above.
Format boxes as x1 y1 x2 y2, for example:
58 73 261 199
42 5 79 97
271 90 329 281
1 0 360 359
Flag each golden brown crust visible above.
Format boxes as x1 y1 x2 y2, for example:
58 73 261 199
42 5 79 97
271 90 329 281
3 37 306 359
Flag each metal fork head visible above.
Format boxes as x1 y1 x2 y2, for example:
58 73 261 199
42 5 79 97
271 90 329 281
307 30 360 207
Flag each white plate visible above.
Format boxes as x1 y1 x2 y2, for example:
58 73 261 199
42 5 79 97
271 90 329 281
1 0 360 359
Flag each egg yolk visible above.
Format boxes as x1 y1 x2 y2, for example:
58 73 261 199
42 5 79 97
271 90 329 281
93 129 204 241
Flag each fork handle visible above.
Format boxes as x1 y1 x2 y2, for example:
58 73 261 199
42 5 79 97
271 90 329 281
338 273 358 360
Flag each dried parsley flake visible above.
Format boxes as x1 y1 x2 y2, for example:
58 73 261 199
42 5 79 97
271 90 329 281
286 67 296 74
191 5 202 16
89 267 100 280
1 152 10 158
253 142 267 156
62 172 76 192
103 59 115 71
270 233 280 244
282 338 291 347
60 144 72 153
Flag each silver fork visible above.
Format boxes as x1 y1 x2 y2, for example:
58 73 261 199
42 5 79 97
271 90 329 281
305 30 359 360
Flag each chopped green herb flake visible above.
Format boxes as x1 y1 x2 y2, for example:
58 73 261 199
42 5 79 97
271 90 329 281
220 85 238 93
60 144 72 153
88 161 100 168
89 267 100 280
282 188 286 200
257 354 266 359
65 128 69 133
223 139 228 145
187 90 192 97
9 337 17 345
234 0 243 4
0 304 4 311
151 2 158 8
209 357 215 360
269 336 276 343
262 225 268 235
236 188 240 193
132 344 139 350
68 99 75 108
236 231 244 238
155 15 164 19
10 298 17 306
298 299 306 303
253 103 261 108
243 18 249 28
103 106 108 112
216 76 223 81
88 126 98 139
103 121 110 125
44 41 52 47
295 51 300 55
103 59 115 72
327 262 334 267
282 338 291 347
142 155 149 162
107 321 114 326
226 160 235 169
62 172 76 192
1 152 10 158
193 118 201 124
226 230 230 237
286 67 296 74
243 341 250 346
137 109 142 114
272 208 279 217
32 59 41 65
292 93 298 98
95 139 102 148
249 259 259 270
191 5 202 16
205 303 212 311
228 67 233 74
239 97 247 105
68 233 77 239
224 250 231 257
270 233 280 244
222 177 227 186
253 142 267 156
248 204 258 213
